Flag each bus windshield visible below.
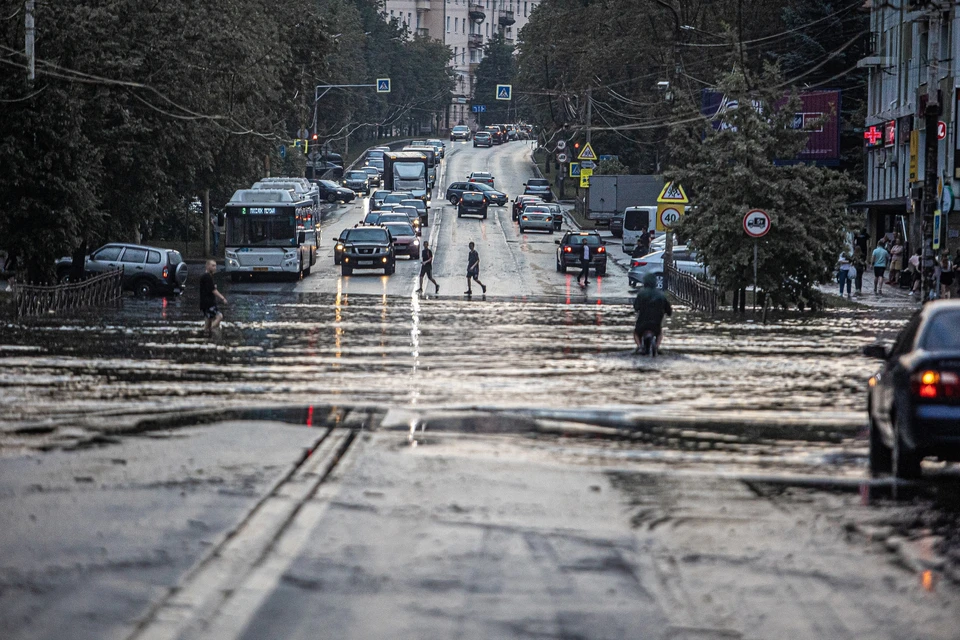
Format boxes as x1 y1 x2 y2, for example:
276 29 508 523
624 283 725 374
226 212 298 247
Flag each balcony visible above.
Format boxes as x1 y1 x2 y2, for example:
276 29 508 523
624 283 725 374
498 9 515 26
415 0 431 11
468 33 483 49
416 27 429 37
504 36 514 45
469 2 485 21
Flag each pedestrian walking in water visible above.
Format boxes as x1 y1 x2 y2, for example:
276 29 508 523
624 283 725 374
417 240 439 295
837 253 853 299
199 259 227 330
464 242 486 295
576 237 591 286
871 240 890 295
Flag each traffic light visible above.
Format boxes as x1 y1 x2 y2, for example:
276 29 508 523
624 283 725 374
573 142 581 152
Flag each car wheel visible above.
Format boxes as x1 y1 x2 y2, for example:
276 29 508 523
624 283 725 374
556 259 563 273
57 269 71 284
868 417 893 476
385 263 395 276
327 193 337 203
519 225 524 233
134 278 154 297
341 265 352 276
458 212 462 218
629 278 637 288
549 228 554 234
334 256 341 266
893 411 922 479
449 195 459 205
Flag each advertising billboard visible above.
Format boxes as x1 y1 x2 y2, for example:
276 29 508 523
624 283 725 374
702 89 842 165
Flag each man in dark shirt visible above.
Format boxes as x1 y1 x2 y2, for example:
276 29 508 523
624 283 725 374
199 260 227 330
633 272 672 353
576 237 591 286
417 240 439 294
465 242 486 295
632 227 651 258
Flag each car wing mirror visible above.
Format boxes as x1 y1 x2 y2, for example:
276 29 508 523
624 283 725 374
862 344 889 360
555 239 561 245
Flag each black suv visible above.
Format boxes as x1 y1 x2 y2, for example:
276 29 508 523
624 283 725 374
446 182 508 207
339 227 395 276
555 231 607 275
457 192 489 219
56 243 188 296
314 179 356 203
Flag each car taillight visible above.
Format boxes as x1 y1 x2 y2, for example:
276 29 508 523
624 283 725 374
564 246 572 253
162 267 169 279
632 261 647 267
597 246 605 253
912 370 960 399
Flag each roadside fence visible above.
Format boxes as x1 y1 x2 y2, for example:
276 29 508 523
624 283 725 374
665 264 720 314
14 269 123 317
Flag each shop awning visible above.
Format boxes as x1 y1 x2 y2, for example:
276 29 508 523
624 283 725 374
847 196 909 211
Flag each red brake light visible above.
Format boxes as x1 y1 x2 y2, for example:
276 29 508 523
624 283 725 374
564 246 572 253
632 261 647 267
912 370 960 399
597 246 605 253
162 267 169 279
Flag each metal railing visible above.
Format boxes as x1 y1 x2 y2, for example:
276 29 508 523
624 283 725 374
665 264 719 314
14 269 123 317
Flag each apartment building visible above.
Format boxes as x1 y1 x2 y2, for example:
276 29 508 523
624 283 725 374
859 1 959 257
385 0 540 130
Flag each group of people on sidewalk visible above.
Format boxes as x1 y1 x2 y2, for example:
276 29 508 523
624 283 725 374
837 228 957 300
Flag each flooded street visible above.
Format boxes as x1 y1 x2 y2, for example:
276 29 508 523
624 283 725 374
2 141 957 640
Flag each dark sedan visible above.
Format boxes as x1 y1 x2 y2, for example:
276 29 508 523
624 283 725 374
315 180 356 203
383 222 420 258
864 301 960 478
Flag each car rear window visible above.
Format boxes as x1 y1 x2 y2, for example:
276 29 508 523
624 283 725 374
921 309 960 350
625 209 652 231
345 229 388 243
528 179 548 187
524 206 549 213
400 200 425 210
168 251 182 266
566 234 601 246
462 193 485 202
385 224 416 237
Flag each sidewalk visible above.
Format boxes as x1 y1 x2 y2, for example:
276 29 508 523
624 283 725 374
820 269 920 311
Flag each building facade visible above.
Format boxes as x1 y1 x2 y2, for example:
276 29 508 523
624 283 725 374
861 1 959 260
385 0 539 131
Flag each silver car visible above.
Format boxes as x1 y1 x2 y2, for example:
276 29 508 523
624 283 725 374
544 202 564 230
628 245 707 289
518 205 555 234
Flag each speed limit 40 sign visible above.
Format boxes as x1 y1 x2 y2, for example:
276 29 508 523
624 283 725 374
656 205 683 231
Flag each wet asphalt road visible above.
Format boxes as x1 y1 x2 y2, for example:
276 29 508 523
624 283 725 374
2 142 959 639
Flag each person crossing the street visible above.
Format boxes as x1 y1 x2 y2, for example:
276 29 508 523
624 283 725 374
576 237 591 286
465 242 486 296
417 240 439 295
199 259 227 331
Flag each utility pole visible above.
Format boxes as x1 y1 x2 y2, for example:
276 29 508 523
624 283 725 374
585 86 592 145
25 0 35 84
921 9 941 303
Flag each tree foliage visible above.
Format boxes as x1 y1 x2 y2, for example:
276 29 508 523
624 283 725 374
472 34 516 126
0 0 453 281
667 66 860 309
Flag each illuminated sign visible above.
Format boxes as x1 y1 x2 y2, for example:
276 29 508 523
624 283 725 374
864 125 882 148
884 120 896 147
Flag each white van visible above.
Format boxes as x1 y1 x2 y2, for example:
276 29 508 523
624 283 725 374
622 206 658 254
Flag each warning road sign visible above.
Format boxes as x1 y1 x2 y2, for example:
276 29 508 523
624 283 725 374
656 205 683 231
577 142 597 161
496 84 512 100
657 182 689 204
376 78 391 93
743 209 771 238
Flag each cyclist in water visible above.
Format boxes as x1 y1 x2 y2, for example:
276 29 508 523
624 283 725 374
633 272 672 354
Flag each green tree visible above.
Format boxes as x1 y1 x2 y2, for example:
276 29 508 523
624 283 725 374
667 65 859 310
472 34 515 126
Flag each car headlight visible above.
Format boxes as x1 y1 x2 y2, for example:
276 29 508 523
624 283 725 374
336 244 343 250
413 239 420 245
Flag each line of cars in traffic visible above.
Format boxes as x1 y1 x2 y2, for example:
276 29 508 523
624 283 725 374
451 123 533 144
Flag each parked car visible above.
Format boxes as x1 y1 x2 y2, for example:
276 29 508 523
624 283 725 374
382 222 421 258
518 205 554 233
555 231 607 275
457 192 489 219
56 243 188 297
864 301 960 478
446 182 507 206
315 179 356 203
523 178 553 202
450 125 471 141
338 226 395 276
609 212 624 238
342 170 371 195
473 131 493 148
361 166 381 188
467 171 495 188
627 245 706 289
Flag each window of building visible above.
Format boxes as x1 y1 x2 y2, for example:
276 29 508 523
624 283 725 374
390 9 394 17
454 46 458 61
524 1 528 16
455 17 459 32
447 16 450 31
485 23 489 36
408 12 412 25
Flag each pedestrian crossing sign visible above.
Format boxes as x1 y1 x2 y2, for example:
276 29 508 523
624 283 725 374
569 162 580 178
656 181 689 204
496 84 512 101
377 78 391 93
577 142 597 161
